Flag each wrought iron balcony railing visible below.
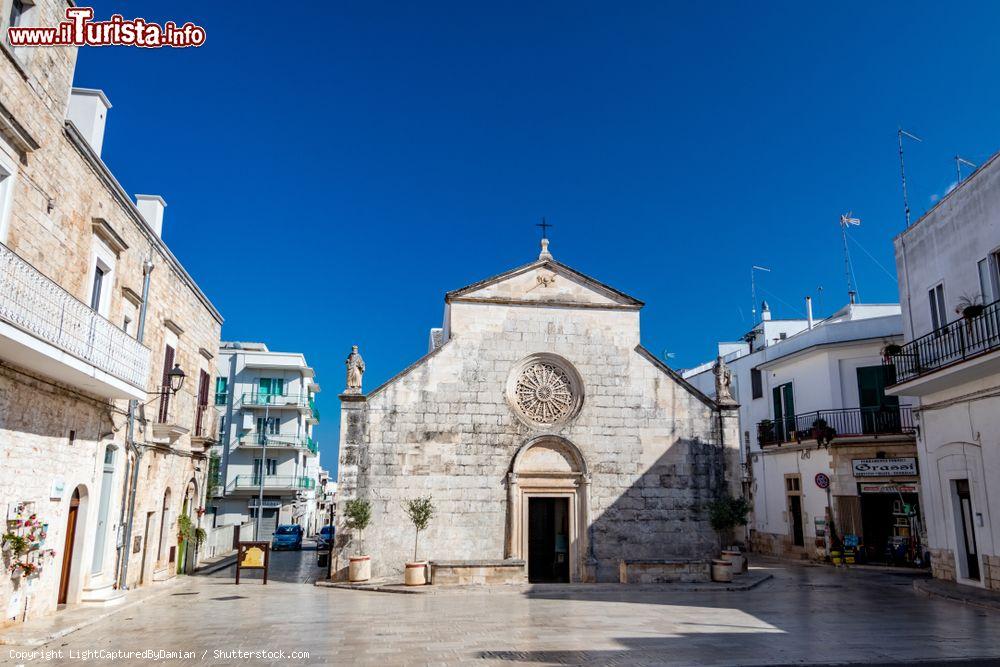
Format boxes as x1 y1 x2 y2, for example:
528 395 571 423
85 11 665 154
0 242 151 389
237 431 317 454
226 475 316 492
238 392 311 409
757 406 915 447
888 299 1000 384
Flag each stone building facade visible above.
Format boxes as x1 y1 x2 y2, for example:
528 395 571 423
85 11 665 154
334 241 740 583
0 0 222 624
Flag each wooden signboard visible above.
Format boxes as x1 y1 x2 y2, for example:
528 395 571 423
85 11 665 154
235 541 270 585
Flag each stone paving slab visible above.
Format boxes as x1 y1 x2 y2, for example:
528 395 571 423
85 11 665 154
0 578 179 647
317 569 773 595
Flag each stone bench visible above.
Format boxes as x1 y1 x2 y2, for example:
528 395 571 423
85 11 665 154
619 559 711 584
429 559 527 586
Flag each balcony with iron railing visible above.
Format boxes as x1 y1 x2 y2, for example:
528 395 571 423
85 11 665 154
238 392 312 410
0 242 151 399
757 406 916 448
225 475 316 494
888 299 1000 388
236 431 318 454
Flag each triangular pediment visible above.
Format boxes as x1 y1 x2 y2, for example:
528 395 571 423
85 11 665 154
446 259 643 310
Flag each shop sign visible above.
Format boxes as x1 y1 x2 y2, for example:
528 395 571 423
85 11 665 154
860 483 918 494
852 457 917 477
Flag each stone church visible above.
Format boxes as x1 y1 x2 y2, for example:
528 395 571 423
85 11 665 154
334 240 740 583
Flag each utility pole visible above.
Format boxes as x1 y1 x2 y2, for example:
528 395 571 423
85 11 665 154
897 128 922 228
751 266 771 323
955 155 976 184
255 401 269 540
840 213 861 304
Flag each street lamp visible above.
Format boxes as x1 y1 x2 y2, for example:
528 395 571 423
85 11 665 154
167 363 186 393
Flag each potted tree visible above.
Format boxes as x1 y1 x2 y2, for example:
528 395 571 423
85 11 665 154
402 496 434 586
344 498 372 582
708 495 751 581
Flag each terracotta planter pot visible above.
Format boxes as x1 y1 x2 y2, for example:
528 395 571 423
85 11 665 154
720 550 745 574
404 561 428 586
349 555 371 582
711 559 733 582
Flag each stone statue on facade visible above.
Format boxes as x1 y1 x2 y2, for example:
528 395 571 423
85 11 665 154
345 345 365 394
713 355 736 405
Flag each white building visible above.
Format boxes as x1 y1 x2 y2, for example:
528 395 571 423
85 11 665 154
210 342 321 540
685 301 923 565
886 150 1000 590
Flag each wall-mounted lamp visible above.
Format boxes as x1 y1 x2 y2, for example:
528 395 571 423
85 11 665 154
167 363 186 394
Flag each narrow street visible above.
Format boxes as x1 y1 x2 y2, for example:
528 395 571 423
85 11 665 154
6 552 1000 666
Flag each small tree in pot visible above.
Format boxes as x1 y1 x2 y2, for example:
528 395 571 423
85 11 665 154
344 498 373 582
708 495 751 580
402 496 435 586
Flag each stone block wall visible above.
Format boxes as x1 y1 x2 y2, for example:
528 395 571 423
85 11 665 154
930 547 956 583
619 559 711 584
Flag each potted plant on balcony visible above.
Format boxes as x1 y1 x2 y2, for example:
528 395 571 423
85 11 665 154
956 293 985 320
402 496 434 586
345 498 372 582
708 495 751 581
758 419 774 445
811 418 836 445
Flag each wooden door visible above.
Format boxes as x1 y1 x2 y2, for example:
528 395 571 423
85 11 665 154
58 490 80 604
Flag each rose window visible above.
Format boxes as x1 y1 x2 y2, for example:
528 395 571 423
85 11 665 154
514 362 575 425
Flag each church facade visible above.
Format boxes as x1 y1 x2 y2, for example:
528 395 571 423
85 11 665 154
334 241 740 583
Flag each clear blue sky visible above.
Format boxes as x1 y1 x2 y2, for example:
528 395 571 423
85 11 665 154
75 1 1000 471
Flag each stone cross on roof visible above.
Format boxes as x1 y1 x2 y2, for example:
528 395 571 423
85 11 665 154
536 218 553 260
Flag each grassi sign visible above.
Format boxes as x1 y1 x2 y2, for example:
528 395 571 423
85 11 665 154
852 457 918 477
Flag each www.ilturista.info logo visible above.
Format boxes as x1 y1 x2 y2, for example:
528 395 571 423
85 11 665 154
7 7 206 48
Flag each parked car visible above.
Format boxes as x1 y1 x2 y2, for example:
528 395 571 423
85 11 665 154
271 524 304 550
316 525 335 550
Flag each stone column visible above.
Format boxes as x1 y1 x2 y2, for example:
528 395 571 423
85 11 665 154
332 392 367 580
718 403 742 497
505 472 519 559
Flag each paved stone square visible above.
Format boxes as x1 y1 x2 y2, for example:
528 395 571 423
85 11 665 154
5 545 1000 666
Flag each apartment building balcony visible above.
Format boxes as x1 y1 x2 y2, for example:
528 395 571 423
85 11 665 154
0 242 151 399
887 299 1000 396
225 475 316 495
237 391 313 411
236 431 318 455
757 406 916 448
191 404 221 447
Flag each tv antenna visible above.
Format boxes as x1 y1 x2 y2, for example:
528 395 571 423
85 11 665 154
840 213 861 303
955 155 976 183
751 265 771 323
897 128 922 228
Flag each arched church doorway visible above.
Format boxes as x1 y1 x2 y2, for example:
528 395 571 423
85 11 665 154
506 436 590 583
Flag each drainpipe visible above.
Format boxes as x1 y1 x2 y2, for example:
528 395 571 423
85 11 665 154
117 256 154 590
